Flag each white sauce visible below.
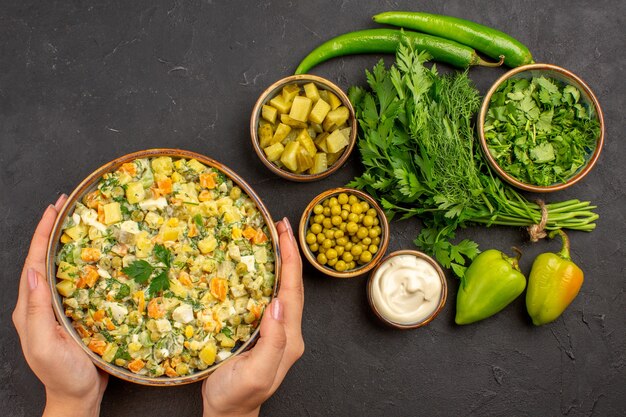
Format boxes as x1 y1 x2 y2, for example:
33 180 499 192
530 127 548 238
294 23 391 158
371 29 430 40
370 254 442 325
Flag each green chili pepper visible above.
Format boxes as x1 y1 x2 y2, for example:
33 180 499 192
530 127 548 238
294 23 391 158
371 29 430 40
373 11 533 67
294 28 504 74
526 230 584 326
455 249 527 325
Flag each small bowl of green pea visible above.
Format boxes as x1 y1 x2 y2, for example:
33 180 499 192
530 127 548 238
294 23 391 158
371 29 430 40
298 187 389 278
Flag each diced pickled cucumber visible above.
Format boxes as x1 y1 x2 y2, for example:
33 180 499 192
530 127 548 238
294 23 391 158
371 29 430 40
326 129 349 153
314 132 329 153
327 91 342 110
319 90 329 103
309 153 328 174
262 105 278 124
308 99 331 124
269 96 292 114
263 142 285 162
282 129 298 145
297 129 317 156
296 147 314 172
327 151 343 166
280 114 308 129
258 123 275 148
289 96 312 122
271 123 292 145
282 84 300 102
310 123 323 134
325 106 349 127
340 127 352 141
280 141 300 172
304 83 320 102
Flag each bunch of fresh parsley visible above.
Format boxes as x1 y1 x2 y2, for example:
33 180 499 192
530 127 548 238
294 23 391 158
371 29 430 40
348 43 598 277
484 76 600 186
123 244 173 295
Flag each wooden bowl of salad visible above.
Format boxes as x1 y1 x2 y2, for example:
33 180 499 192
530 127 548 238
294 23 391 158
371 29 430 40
250 74 357 181
46 149 281 386
478 63 604 192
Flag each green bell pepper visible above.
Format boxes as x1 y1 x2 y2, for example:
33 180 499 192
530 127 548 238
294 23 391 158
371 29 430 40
455 249 527 325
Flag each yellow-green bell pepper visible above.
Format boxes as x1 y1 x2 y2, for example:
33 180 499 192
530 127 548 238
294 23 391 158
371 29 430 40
526 230 584 326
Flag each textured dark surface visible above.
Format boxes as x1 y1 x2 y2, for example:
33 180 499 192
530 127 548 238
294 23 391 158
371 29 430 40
1 1 625 416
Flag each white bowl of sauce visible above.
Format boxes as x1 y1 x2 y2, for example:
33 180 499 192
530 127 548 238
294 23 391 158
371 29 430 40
367 250 447 329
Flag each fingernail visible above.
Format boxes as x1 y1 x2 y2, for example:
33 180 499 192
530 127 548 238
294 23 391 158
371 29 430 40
272 299 283 321
27 268 38 290
54 194 67 208
283 217 295 244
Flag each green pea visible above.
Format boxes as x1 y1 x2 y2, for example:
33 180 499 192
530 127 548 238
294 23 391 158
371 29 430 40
356 227 369 239
331 205 342 216
360 251 373 263
317 253 328 265
351 203 363 215
310 223 322 234
322 239 333 249
347 213 359 223
335 260 347 272
317 233 325 244
334 230 344 239
313 214 324 224
323 207 331 216
346 222 358 234
336 237 348 246
351 245 363 256
327 258 338 267
335 246 344 256
366 208 377 217
340 210 349 220
313 204 324 215
325 229 335 239
326 248 338 260
322 218 333 229
342 252 353 263
362 215 374 227
329 197 339 207
309 243 319 252
306 233 317 245
337 193 349 205
369 245 378 254
331 216 342 226
348 195 358 205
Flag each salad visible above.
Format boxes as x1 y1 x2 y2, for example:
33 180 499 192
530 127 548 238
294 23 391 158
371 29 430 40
55 156 276 378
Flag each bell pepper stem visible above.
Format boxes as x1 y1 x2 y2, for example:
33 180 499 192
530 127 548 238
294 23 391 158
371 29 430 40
510 247 522 270
548 229 571 261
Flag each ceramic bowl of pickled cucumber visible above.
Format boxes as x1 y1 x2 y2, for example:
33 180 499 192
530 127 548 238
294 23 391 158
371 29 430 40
46 149 281 386
250 74 357 182
298 187 390 278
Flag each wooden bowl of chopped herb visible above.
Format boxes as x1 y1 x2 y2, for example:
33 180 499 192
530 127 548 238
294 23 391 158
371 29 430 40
478 63 604 192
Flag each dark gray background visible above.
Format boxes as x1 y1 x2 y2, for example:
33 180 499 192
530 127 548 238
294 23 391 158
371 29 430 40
1 1 624 416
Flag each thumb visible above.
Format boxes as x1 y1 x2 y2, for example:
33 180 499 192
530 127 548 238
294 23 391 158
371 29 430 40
245 299 287 386
26 268 59 343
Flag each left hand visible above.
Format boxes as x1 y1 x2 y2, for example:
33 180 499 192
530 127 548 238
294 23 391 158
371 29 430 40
12 195 108 417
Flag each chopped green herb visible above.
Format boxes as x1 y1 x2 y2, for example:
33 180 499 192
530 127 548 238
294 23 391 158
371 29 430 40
221 327 233 338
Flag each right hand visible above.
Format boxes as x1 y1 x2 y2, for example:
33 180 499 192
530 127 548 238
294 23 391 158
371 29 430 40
201 217 305 417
